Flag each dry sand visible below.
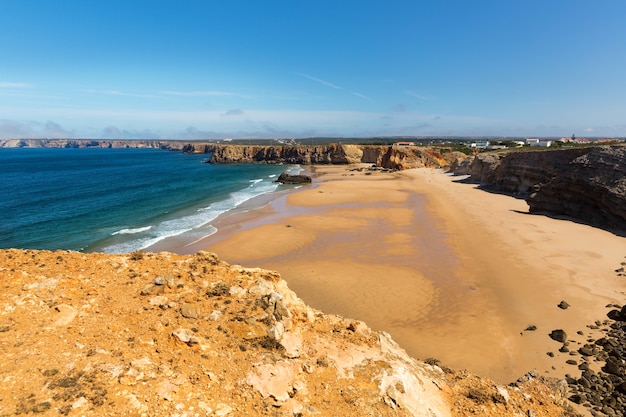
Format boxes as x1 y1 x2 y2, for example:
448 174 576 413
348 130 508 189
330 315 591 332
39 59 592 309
199 164 626 384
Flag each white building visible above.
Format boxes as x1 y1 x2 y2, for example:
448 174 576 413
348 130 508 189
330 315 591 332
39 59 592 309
469 140 490 149
526 138 552 147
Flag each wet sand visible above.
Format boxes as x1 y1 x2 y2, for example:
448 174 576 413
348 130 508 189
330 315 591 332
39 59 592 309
197 164 626 383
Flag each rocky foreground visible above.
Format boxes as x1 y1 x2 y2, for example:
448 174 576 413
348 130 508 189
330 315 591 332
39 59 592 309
0 249 579 416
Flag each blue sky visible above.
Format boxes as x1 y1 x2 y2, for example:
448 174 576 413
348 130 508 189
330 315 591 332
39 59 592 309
1 0 625 139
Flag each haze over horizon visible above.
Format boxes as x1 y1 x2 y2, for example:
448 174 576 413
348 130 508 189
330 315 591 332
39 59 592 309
1 1 625 140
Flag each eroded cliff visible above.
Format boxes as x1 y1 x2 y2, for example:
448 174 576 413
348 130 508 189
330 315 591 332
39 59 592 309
0 249 577 417
206 144 368 165
461 146 626 233
206 144 456 170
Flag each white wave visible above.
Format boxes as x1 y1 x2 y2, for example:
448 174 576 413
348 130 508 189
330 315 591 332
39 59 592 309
112 226 152 235
285 165 304 175
102 178 280 254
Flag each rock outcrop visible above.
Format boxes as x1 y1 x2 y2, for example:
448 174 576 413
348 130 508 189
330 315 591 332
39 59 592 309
379 147 449 171
460 146 626 233
0 249 578 416
275 172 312 185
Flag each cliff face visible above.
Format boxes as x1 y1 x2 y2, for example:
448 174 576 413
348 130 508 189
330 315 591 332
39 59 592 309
380 147 450 170
0 249 576 417
526 147 626 230
207 144 454 170
467 148 589 192
207 144 366 165
463 146 626 232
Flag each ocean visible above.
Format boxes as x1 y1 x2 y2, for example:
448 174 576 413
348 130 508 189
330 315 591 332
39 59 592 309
0 147 296 253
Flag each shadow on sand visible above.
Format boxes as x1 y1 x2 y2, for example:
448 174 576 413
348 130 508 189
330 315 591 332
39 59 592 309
451 175 626 238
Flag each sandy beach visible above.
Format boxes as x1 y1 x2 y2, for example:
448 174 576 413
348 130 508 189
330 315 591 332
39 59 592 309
198 164 626 384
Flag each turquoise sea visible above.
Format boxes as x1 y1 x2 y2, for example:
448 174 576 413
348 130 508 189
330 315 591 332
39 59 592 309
0 148 295 253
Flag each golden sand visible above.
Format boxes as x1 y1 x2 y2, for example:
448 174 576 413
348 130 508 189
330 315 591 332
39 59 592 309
198 165 626 383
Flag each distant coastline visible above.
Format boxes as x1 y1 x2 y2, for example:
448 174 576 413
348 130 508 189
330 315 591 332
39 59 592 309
0 138 185 150
2 136 624 150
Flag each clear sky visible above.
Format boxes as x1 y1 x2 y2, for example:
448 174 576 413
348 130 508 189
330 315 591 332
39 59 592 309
1 0 625 139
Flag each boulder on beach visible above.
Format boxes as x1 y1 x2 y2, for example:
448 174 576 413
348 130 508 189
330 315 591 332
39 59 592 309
275 172 312 185
549 329 568 343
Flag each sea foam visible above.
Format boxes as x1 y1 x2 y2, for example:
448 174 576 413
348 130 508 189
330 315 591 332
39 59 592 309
112 226 153 235
101 174 281 254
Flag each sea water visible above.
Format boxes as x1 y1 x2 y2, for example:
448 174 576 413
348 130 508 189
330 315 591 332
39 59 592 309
0 147 295 253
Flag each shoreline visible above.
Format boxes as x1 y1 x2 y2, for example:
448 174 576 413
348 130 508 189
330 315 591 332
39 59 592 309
139 165 308 255
162 166 319 255
187 164 624 384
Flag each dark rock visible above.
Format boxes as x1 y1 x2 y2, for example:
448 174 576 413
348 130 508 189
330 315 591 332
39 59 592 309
604 358 623 375
607 309 626 321
549 329 568 343
525 325 537 331
558 301 570 310
569 394 584 404
565 307 626 416
182 144 195 153
276 172 312 185
579 346 595 356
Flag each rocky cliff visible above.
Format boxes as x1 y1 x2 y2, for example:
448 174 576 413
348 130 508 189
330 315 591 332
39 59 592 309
461 146 626 233
206 144 456 170
206 144 367 165
0 249 577 417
